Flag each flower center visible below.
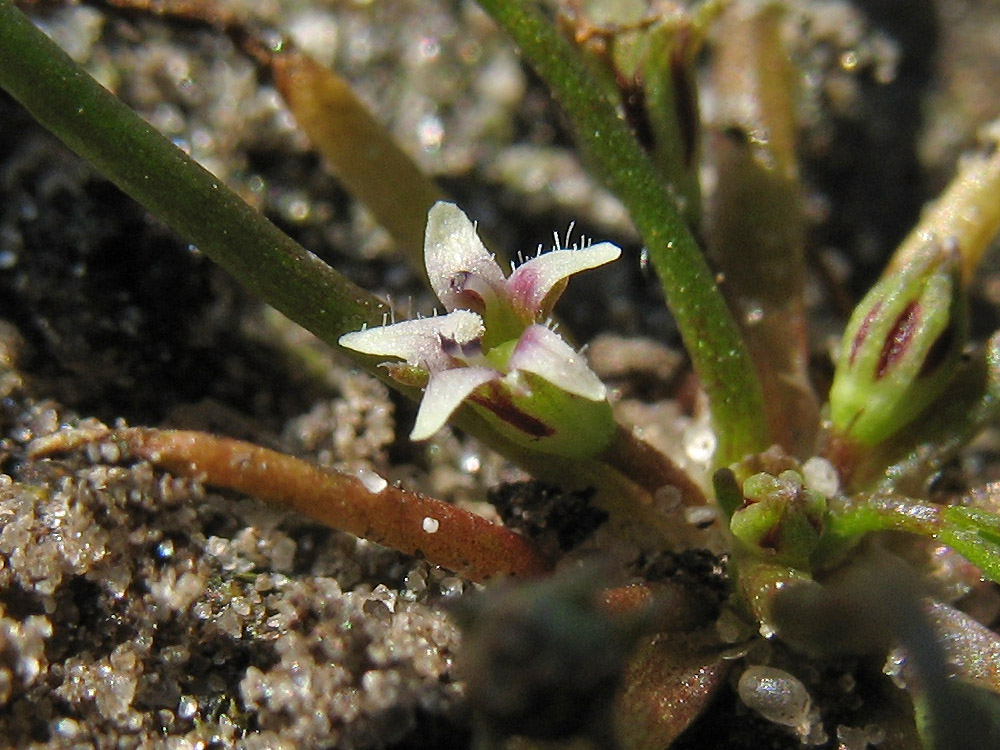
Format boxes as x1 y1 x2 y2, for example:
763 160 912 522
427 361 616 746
449 271 499 314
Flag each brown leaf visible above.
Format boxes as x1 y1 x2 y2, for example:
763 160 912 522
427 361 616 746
616 627 729 750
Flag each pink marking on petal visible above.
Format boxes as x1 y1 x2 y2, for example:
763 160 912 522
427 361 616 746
506 243 621 320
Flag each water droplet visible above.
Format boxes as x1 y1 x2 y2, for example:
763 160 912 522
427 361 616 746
802 456 840 497
355 469 387 494
743 300 764 325
460 452 482 473
683 422 716 464
419 36 440 59
738 666 811 727
839 50 860 71
417 114 444 153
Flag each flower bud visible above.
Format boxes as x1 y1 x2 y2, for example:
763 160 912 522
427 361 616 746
730 470 827 570
829 245 967 446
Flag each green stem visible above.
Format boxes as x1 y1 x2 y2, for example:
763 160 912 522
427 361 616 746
822 495 1000 585
476 0 769 464
0 0 387 345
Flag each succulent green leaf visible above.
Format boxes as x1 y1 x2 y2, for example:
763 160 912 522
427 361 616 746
821 494 1000 586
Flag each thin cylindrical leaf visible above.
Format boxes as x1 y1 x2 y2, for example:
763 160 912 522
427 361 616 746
887 144 1000 285
0 1 389 345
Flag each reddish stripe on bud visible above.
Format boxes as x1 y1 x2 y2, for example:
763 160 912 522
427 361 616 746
470 382 555 439
850 300 882 365
876 301 919 379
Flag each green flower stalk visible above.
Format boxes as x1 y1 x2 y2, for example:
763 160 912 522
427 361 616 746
829 244 968 447
340 202 620 459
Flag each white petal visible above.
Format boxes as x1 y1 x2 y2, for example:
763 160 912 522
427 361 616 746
507 325 606 401
506 242 621 319
338 310 484 371
424 202 507 312
411 366 499 440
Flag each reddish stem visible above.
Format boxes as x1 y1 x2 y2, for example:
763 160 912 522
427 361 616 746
602 426 707 507
31 428 552 583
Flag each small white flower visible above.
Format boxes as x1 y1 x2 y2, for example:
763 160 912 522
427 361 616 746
339 202 620 457
425 202 620 341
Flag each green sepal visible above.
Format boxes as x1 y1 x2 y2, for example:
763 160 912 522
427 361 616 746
468 371 617 459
